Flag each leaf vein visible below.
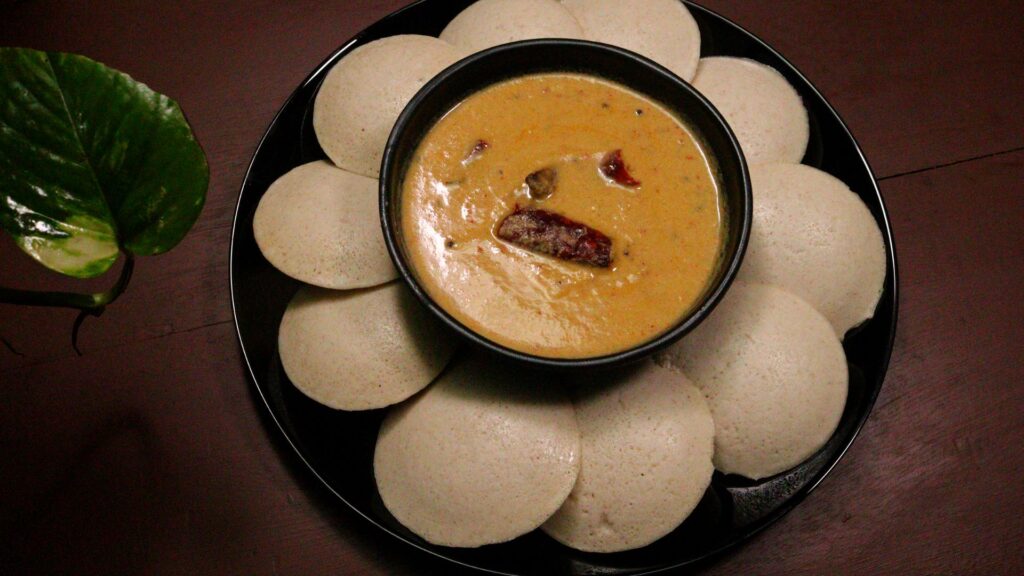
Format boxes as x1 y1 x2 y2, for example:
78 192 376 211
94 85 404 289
42 52 120 243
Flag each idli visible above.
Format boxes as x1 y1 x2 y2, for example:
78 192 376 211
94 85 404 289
657 282 848 480
313 35 463 177
278 282 457 411
739 163 887 335
252 160 395 289
374 356 580 547
542 361 714 553
692 56 809 164
561 0 701 81
440 0 583 53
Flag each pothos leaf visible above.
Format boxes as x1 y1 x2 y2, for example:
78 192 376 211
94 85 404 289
0 48 208 278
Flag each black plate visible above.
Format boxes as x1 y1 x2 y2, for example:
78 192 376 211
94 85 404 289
229 1 899 574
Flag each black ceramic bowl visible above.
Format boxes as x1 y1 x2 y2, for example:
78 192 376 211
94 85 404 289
380 39 751 370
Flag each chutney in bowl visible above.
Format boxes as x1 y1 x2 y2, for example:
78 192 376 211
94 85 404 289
381 40 751 369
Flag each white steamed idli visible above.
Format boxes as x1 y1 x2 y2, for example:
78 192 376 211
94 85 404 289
440 0 583 53
561 0 701 81
692 56 809 165
739 163 887 336
374 356 580 547
657 282 848 480
313 35 463 177
278 282 457 411
252 160 395 289
542 361 714 553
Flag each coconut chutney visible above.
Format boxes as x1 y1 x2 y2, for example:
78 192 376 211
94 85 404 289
401 73 725 358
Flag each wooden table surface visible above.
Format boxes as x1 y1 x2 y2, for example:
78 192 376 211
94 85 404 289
2 1 1022 574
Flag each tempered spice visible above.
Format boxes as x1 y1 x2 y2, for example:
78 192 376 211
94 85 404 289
496 207 612 268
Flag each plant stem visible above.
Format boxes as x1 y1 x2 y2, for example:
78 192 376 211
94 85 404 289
0 253 135 311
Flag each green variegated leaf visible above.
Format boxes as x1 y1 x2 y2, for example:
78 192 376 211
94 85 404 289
0 48 208 278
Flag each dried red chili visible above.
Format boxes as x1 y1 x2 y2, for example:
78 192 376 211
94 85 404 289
463 139 490 164
600 149 640 187
496 207 612 268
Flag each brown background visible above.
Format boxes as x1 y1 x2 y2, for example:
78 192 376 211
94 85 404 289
1 1 1022 574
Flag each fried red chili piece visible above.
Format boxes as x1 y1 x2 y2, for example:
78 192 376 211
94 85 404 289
525 167 558 199
496 207 612 267
600 149 640 187
463 139 490 164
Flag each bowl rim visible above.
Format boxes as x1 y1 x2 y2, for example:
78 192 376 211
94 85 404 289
379 38 752 370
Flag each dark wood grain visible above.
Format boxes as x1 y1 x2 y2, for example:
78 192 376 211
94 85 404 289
703 0 1024 178
1 1 1022 575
